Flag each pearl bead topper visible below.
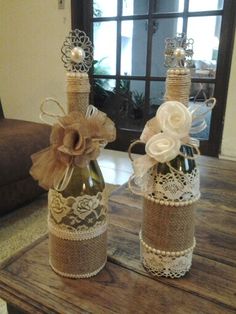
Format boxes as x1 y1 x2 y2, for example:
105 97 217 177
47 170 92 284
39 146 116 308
61 29 93 73
164 33 194 69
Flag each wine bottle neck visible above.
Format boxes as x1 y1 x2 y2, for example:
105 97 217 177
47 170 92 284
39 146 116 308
66 72 90 115
165 68 191 107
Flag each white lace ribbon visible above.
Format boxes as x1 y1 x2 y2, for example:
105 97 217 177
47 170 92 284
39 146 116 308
48 189 107 236
140 232 196 278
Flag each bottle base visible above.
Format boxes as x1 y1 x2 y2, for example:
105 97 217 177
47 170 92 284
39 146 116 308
140 233 195 279
48 229 107 278
49 259 107 279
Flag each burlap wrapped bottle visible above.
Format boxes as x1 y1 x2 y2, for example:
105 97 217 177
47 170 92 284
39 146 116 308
140 145 199 278
129 43 215 277
48 73 110 278
30 30 116 278
140 68 198 278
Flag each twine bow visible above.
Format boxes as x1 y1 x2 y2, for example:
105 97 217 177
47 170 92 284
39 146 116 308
128 98 216 192
30 98 116 191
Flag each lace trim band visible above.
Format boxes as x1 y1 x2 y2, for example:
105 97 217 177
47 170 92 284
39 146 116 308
48 189 107 232
146 167 200 203
48 219 107 241
49 259 106 279
140 232 196 278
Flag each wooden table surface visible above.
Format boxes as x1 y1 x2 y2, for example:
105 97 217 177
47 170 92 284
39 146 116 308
0 156 235 314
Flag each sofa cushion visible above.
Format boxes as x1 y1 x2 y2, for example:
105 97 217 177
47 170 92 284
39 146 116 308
0 119 51 187
0 175 46 216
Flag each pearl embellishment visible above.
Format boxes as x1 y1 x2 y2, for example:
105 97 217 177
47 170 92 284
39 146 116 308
140 232 196 257
173 47 186 60
70 47 85 64
144 193 200 207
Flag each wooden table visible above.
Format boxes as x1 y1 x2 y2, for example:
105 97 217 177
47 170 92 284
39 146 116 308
0 156 235 314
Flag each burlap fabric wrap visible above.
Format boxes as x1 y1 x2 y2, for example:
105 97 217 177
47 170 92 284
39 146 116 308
130 68 200 278
142 200 194 252
164 69 191 107
139 161 199 279
30 73 116 278
46 74 113 278
48 189 107 278
66 73 90 115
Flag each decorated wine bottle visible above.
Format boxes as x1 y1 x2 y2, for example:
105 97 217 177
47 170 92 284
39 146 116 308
129 35 203 278
47 31 116 278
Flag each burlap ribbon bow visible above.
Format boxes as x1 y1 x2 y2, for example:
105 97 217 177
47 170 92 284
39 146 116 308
30 103 116 191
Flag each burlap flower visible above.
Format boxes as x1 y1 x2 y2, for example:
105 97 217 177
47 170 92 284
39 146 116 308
30 107 116 190
49 111 99 167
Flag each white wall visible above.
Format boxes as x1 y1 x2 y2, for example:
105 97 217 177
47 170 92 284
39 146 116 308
0 0 71 122
220 30 236 160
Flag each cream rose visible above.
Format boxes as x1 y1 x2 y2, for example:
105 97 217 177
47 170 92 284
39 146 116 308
145 133 181 163
156 101 192 139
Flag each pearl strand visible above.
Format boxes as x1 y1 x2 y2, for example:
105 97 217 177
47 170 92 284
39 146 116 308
144 193 200 207
167 68 190 75
140 232 196 257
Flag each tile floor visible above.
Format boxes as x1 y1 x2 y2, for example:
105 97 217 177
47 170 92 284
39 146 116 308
98 149 137 185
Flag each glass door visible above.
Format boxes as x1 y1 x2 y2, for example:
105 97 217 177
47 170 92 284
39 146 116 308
72 0 236 156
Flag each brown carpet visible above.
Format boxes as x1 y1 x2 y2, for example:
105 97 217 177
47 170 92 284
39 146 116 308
0 183 119 313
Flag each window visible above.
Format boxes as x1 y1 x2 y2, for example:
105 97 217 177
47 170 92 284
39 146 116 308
72 0 236 156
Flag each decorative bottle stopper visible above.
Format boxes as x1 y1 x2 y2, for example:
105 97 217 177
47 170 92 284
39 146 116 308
164 33 194 106
61 29 93 114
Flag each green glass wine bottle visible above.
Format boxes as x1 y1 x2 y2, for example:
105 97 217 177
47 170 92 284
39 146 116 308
140 54 200 278
155 144 196 176
61 73 105 198
48 30 110 279
61 159 105 198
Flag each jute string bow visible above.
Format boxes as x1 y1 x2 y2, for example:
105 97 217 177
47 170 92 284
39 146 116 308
128 98 216 194
30 98 116 191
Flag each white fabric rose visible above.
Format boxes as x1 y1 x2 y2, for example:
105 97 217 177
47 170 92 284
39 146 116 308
156 101 192 139
145 133 181 163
